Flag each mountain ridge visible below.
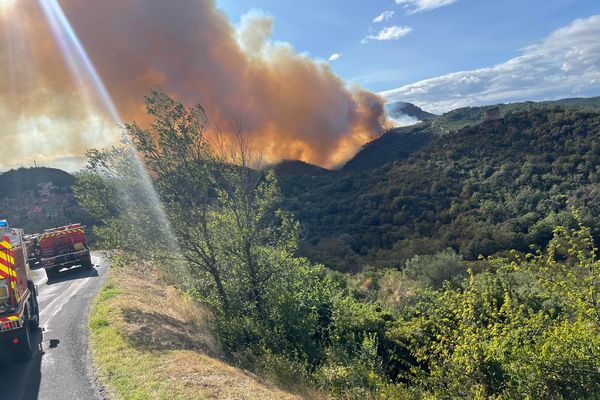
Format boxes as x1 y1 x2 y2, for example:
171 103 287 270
278 105 600 271
276 96 600 175
385 101 436 122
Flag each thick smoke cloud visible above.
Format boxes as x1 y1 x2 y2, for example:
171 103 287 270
0 0 388 170
0 2 117 170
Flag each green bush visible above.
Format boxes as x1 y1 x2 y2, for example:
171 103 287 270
388 221 600 399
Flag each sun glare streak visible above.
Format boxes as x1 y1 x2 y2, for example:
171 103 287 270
37 0 179 251
38 0 120 122
0 0 16 14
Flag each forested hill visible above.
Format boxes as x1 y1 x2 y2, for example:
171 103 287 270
344 96 600 172
385 101 436 121
342 124 435 172
431 96 600 134
279 108 600 272
0 167 75 198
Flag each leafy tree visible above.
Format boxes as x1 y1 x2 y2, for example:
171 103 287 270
389 220 600 399
403 248 465 289
75 89 339 369
74 145 170 257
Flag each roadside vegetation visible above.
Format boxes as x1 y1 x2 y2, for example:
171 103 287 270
89 260 303 399
78 90 600 399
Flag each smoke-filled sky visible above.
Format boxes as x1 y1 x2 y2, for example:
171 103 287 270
1 0 599 172
0 0 389 171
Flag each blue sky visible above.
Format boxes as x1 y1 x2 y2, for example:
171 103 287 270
218 0 600 111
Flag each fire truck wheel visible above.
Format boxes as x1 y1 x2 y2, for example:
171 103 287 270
83 256 93 270
13 308 34 362
28 282 40 330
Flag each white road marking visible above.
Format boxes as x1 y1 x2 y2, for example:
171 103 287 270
32 269 47 287
40 277 91 328
37 284 62 300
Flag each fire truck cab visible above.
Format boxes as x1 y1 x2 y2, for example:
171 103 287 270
0 220 40 362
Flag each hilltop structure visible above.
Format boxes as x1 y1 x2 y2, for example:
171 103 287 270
484 107 502 121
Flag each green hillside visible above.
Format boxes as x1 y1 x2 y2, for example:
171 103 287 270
385 101 436 121
273 159 333 176
279 107 600 271
0 167 75 198
431 96 600 134
342 125 434 171
342 96 600 173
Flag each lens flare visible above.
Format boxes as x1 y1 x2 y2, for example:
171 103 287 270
37 0 178 251
37 0 119 122
0 0 16 12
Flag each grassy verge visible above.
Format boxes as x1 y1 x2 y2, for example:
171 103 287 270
89 264 301 400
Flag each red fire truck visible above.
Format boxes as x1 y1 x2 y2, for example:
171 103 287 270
39 224 92 280
0 220 40 361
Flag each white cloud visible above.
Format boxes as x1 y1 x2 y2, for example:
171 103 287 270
395 0 458 14
373 10 395 23
379 15 600 113
363 25 412 43
328 53 342 61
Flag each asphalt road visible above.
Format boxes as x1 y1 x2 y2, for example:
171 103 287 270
0 252 109 400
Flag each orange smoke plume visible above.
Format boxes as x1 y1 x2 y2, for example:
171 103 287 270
0 0 389 170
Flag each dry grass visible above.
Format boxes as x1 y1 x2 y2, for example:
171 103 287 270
90 266 303 400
